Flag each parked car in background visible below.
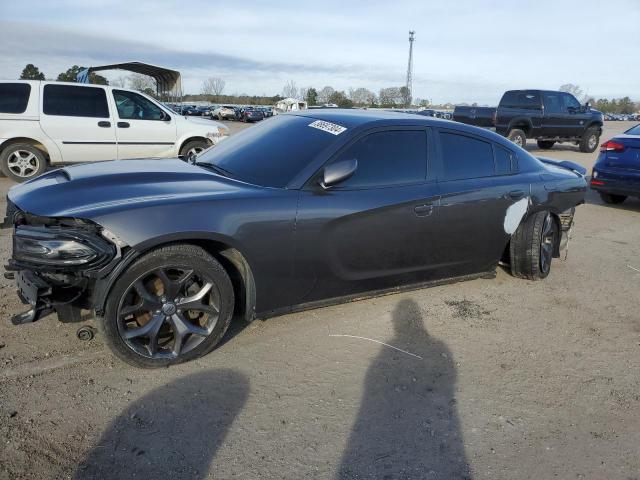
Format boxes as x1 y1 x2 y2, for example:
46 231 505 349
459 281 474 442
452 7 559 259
238 106 264 122
0 81 229 182
196 106 214 118
590 123 640 204
258 107 274 118
453 106 495 127
453 90 604 152
212 105 237 121
3 110 586 367
180 105 202 116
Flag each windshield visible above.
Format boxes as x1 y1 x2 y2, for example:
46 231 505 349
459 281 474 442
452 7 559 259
196 115 342 187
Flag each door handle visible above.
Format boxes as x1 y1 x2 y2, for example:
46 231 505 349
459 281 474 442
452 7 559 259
97 121 111 128
117 122 130 128
507 190 525 200
414 204 434 217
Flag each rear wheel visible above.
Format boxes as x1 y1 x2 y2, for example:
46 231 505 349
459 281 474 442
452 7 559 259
579 127 600 153
101 244 234 368
599 192 627 204
537 140 555 149
0 144 47 182
510 211 558 280
507 129 527 148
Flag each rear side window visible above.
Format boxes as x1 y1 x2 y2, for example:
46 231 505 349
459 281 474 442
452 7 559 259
43 85 109 118
331 130 427 189
494 146 514 175
500 91 541 110
0 83 31 114
440 132 494 180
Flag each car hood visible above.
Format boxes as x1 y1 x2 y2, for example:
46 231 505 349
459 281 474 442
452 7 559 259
184 116 226 129
8 158 256 220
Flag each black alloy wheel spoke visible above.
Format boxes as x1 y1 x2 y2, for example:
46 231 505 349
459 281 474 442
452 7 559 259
176 282 219 316
168 312 210 356
540 214 556 273
156 268 193 300
118 267 219 359
123 312 165 340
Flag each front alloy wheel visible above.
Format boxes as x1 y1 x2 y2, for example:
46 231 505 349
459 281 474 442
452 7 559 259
118 267 220 359
102 244 234 368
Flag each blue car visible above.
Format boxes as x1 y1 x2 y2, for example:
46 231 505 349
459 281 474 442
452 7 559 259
591 124 640 204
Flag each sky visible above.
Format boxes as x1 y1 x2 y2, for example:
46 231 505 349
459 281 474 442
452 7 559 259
0 0 638 105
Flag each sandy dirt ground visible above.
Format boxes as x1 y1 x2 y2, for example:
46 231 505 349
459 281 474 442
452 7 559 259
0 120 639 480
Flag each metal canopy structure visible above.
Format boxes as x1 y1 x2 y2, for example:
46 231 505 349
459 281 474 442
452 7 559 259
77 61 183 102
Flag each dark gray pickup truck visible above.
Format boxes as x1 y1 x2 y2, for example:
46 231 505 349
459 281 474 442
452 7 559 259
453 89 604 153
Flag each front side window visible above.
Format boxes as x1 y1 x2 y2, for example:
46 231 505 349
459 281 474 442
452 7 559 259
0 83 31 114
543 92 564 114
440 132 494 180
113 90 164 120
563 93 581 110
197 115 340 188
329 130 427 189
43 84 109 118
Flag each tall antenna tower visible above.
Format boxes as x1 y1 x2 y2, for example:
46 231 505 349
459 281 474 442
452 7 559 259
405 30 415 106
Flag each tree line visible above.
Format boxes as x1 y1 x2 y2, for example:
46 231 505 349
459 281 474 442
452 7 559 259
559 84 637 114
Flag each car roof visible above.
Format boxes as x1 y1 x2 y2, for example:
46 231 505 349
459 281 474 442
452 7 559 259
288 108 446 127
288 108 520 149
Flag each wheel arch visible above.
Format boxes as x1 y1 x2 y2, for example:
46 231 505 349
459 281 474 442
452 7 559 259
507 118 533 136
177 136 212 156
585 121 603 132
94 235 257 323
503 207 562 261
0 137 51 161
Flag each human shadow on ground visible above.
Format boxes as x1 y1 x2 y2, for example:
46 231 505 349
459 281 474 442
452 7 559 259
74 369 249 480
337 298 471 479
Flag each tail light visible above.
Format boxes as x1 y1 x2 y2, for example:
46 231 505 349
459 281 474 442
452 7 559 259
600 140 625 152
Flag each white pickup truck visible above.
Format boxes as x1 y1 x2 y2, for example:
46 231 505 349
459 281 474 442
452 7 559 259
0 80 229 182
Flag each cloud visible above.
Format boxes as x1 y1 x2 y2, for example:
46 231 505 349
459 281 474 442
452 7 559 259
1 0 638 103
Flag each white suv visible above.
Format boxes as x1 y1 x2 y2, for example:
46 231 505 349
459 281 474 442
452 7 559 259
0 81 229 182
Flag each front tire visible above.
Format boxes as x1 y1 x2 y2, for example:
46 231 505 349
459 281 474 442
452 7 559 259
101 244 234 368
599 192 627 204
510 211 558 280
579 127 600 153
179 139 210 161
507 129 527 148
537 140 555 149
0 144 47 182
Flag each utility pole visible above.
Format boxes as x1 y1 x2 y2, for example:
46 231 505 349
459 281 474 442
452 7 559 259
405 30 415 107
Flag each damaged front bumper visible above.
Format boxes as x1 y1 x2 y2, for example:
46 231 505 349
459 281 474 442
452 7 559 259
3 202 122 325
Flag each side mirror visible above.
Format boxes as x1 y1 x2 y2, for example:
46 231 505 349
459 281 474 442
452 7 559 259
321 159 358 189
160 111 171 121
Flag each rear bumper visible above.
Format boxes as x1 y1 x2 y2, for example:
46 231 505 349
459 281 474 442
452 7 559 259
590 168 640 197
590 181 640 197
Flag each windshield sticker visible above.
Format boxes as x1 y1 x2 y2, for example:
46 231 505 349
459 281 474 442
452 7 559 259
308 120 347 135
